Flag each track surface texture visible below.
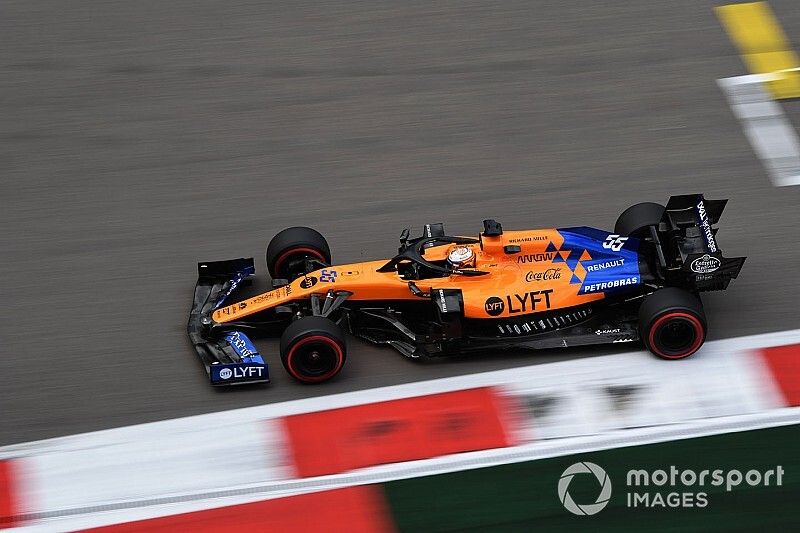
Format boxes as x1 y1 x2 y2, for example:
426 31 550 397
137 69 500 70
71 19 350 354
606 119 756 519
2 0 799 445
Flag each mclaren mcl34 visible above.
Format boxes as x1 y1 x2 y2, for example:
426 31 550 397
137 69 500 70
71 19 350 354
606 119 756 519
188 194 745 385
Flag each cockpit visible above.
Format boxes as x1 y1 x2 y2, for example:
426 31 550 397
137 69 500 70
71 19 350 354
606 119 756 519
377 223 489 281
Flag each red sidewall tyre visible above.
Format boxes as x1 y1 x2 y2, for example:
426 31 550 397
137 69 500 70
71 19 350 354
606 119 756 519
266 227 331 280
639 287 707 360
285 335 345 383
647 311 706 359
280 316 347 384
272 247 326 280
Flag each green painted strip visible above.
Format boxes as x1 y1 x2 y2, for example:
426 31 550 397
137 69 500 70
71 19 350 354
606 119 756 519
383 424 800 532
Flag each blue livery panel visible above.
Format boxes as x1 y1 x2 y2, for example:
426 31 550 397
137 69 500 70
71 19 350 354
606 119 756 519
210 330 269 385
212 263 256 310
210 362 268 385
223 330 263 363
556 227 642 296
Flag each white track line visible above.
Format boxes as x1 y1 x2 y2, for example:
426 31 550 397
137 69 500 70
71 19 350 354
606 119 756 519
718 73 800 187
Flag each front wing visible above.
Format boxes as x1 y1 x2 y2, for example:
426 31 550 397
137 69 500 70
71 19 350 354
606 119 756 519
187 258 269 386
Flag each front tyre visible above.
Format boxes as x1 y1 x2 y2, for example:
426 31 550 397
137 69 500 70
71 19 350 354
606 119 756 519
280 316 346 383
639 288 706 360
266 226 331 281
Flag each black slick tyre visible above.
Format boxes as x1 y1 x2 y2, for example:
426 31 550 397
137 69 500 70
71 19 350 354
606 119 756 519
280 316 346 383
614 202 665 237
266 227 331 280
639 287 706 360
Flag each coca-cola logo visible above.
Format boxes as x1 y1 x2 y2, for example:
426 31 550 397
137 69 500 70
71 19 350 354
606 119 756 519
690 254 721 274
525 268 562 282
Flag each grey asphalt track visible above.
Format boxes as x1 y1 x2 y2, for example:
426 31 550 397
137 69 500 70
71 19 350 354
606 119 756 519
2 0 799 446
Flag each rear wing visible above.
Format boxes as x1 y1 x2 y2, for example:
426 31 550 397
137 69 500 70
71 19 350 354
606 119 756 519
188 258 269 386
656 194 746 292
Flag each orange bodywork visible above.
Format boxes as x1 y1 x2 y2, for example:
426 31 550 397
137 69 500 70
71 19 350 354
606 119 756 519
213 229 609 323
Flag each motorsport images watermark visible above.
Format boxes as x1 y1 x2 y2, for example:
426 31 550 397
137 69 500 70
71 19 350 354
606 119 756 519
558 462 612 515
558 462 785 515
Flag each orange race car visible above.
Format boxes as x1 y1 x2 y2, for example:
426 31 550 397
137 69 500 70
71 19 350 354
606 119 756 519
188 194 745 385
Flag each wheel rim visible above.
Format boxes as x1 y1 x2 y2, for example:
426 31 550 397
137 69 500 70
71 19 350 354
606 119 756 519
273 247 326 280
649 312 705 359
287 335 344 382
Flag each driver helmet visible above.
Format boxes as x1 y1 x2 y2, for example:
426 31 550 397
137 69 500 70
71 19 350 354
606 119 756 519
447 245 475 269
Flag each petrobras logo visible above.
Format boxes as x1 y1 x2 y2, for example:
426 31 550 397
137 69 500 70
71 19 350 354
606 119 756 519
690 254 721 274
696 200 718 253
581 276 639 294
219 368 233 380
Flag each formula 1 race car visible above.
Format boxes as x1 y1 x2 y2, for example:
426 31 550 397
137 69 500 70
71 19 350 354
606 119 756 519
188 194 745 385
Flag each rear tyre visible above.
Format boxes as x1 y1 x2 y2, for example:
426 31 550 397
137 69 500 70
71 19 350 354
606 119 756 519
280 316 346 383
266 227 331 281
614 202 665 237
639 288 706 360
